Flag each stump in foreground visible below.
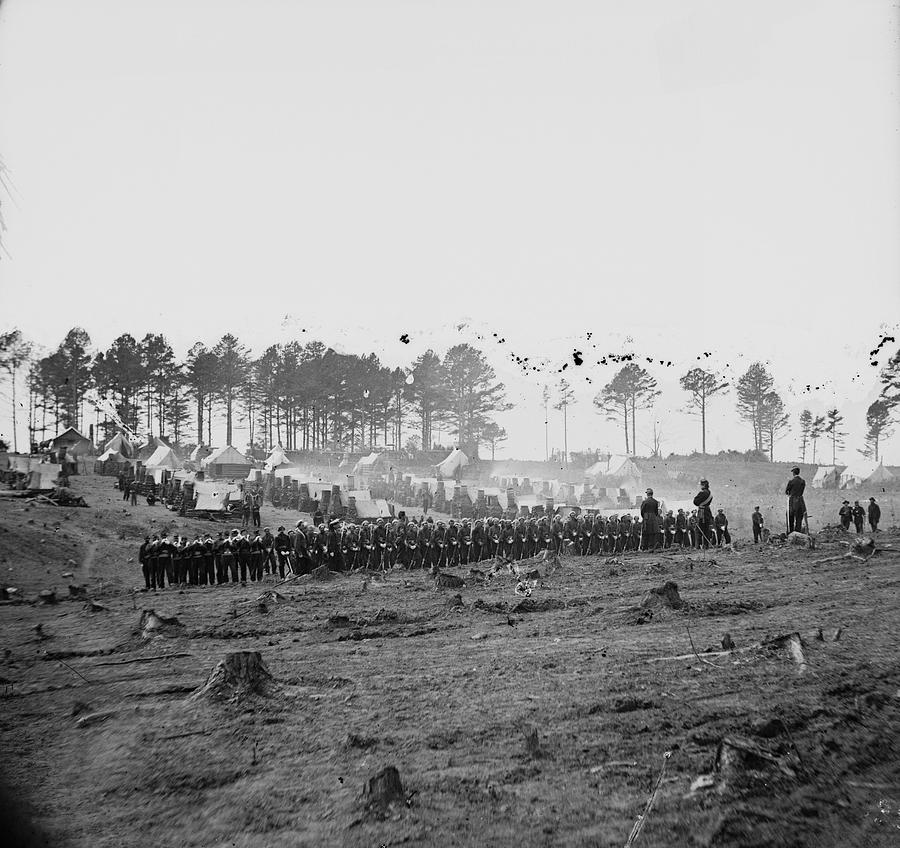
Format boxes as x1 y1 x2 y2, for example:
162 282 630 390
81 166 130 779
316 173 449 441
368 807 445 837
190 651 277 701
138 609 180 640
362 766 404 810
640 581 683 610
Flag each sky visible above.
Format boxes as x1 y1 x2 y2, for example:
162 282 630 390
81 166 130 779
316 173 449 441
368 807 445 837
1 0 899 462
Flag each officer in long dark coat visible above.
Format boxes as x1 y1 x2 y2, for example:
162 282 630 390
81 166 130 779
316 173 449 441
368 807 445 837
640 488 661 551
785 466 807 533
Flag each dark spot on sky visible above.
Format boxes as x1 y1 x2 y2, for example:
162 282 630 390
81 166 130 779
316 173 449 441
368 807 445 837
399 334 410 344
573 351 583 366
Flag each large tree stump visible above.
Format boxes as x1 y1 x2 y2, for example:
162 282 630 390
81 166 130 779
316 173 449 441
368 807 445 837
190 651 277 701
362 766 404 810
640 581 683 610
787 531 815 550
139 609 180 640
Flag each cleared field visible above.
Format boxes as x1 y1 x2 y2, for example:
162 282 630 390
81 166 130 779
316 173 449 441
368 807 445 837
1 474 899 848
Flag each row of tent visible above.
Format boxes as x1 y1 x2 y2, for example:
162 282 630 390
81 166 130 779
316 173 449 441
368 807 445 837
811 460 894 489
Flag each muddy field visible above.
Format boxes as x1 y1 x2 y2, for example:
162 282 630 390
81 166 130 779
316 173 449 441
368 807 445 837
1 474 899 847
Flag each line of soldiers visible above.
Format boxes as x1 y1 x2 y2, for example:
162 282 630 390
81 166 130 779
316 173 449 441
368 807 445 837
137 503 735 590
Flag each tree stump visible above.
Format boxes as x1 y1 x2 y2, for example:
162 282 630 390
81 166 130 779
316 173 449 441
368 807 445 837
787 531 814 549
640 581 683 610
190 651 277 701
362 766 404 810
139 609 180 640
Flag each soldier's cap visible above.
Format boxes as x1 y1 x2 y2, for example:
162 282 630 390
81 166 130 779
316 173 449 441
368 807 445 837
376 518 384 525
870 497 876 501
700 479 709 487
278 525 285 531
717 509 724 513
842 500 849 505
645 488 653 495
677 508 684 513
791 466 800 474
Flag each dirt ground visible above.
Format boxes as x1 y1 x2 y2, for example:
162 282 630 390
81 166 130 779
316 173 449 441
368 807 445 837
1 474 899 848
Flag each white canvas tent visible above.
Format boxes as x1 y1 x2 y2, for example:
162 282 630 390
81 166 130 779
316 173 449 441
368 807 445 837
10 455 33 474
28 463 62 490
202 445 250 468
351 491 392 518
103 433 133 458
193 479 242 512
97 449 130 463
190 444 212 464
145 446 181 470
841 459 893 489
264 445 293 472
436 448 469 478
585 454 643 501
352 452 385 476
812 465 842 489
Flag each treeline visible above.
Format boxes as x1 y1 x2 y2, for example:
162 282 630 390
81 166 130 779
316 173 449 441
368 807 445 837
578 358 896 462
1 327 898 462
0 328 510 454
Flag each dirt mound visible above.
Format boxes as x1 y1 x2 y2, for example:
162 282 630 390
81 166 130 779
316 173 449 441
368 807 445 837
640 581 684 610
510 597 566 614
190 651 278 701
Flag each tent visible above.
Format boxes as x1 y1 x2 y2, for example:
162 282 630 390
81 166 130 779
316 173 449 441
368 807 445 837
841 459 894 489
193 479 242 512
97 449 130 464
145 446 181 470
351 492 392 518
812 465 843 489
103 433 133 458
436 448 469 478
352 452 386 477
190 444 212 464
47 427 92 456
264 445 293 472
585 454 643 501
9 455 32 474
136 436 173 462
27 463 62 490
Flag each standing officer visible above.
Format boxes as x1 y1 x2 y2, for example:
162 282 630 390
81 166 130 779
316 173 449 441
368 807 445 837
640 488 660 551
751 507 764 544
692 479 714 549
785 466 807 533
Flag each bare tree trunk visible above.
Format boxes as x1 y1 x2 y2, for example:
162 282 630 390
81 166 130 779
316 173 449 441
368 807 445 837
11 363 18 452
700 393 706 455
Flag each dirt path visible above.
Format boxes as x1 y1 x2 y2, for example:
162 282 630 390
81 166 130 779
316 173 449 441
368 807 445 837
1 475 899 847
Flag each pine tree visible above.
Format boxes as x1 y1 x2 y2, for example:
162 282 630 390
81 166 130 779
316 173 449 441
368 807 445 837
679 367 728 454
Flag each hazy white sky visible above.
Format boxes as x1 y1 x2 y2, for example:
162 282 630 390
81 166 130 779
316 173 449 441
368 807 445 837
1 0 898 461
